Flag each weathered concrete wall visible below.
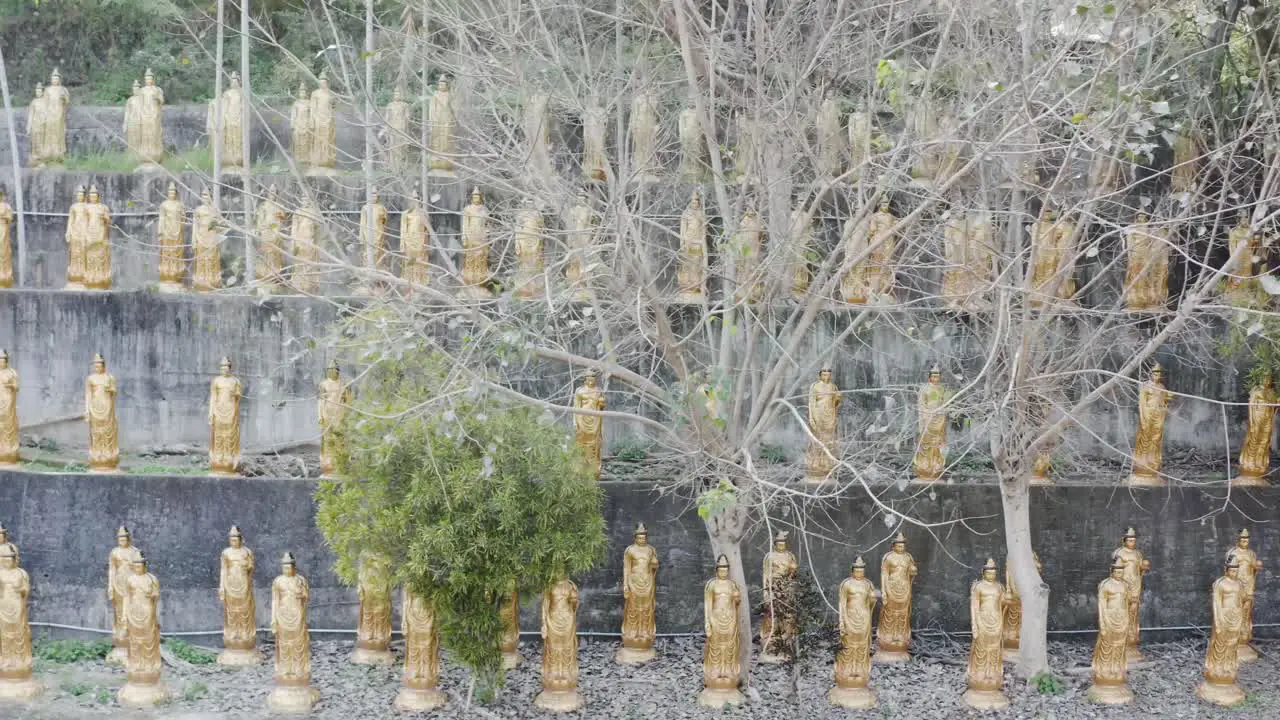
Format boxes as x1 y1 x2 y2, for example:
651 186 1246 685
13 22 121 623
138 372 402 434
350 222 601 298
0 471 1274 640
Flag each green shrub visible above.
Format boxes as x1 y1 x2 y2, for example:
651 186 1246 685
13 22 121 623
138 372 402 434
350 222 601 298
1030 670 1065 695
163 638 216 664
35 637 112 663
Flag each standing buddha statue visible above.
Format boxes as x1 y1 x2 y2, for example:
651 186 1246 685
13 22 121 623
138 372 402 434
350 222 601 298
1029 209 1077 306
254 184 287 290
399 187 432 289
1225 529 1264 662
629 90 659 183
1127 363 1170 486
394 587 446 711
118 552 167 707
564 189 595 301
1235 374 1277 486
1171 128 1200 195
524 92 554 181
942 206 996 311
84 353 119 472
191 189 222 292
1224 212 1258 299
106 527 140 665
208 357 243 476
803 368 841 482
573 370 606 480
1088 558 1133 704
1196 559 1247 707
677 101 708 183
875 533 917 662
582 99 608 182
0 351 18 467
428 78 456 174
352 553 394 665
534 577 583 713
0 544 40 700
829 556 878 709
676 190 708 302
788 205 813 300
307 73 337 176
759 532 799 664
1124 213 1170 312
500 587 521 670
617 523 659 664
815 95 844 180
913 365 948 482
219 72 245 172
384 87 410 172
267 553 319 713
290 82 311 168
25 85 49 168
218 525 261 665
699 555 744 708
733 208 766 303
841 199 897 304
460 188 493 299
1111 527 1151 666
82 186 112 290
134 69 165 171
289 201 321 294
962 559 1008 710
64 186 87 289
156 182 185 292
0 189 13 287
317 361 351 478
124 81 142 156
1001 553 1042 662
512 199 545 300
358 188 387 283
847 108 872 179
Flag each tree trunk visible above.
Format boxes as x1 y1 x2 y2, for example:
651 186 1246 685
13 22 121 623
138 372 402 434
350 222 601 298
704 501 751 691
1001 475 1049 678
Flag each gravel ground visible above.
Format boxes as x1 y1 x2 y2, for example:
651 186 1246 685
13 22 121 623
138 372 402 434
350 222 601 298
1 636 1277 719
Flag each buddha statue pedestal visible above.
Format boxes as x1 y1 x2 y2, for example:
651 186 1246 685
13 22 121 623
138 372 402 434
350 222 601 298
962 687 1009 711
266 684 320 714
0 677 43 701
828 685 876 710
533 688 584 714
1087 681 1133 706
393 685 446 713
697 685 744 709
118 679 168 708
1196 680 1245 707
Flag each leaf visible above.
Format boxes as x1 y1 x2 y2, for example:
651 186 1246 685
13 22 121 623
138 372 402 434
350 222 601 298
1075 4 1089 16
1070 112 1087 124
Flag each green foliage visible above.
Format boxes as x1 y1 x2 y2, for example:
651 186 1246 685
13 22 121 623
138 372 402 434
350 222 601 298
758 444 788 464
95 688 111 704
315 348 606 699
163 638 216 664
697 478 739 521
1030 670 1065 695
182 681 208 702
61 681 88 696
613 438 650 462
35 637 111 663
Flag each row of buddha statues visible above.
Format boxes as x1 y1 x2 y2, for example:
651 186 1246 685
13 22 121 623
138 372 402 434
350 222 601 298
802 363 1280 487
8 176 1243 314
0 352 352 478
0 524 1261 712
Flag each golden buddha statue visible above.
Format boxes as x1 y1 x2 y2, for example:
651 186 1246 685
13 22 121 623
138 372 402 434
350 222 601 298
1171 129 1200 195
676 190 708 303
0 351 18 467
942 207 996 311
0 525 17 563
617 523 659 664
565 189 595 301
384 87 410 172
118 552 168 707
358 188 388 279
963 559 1008 710
913 365 948 483
524 92 554 181
1225 529 1264 662
847 110 872 178
629 91 660 183
0 545 40 700
26 85 48 167
1196 560 1247 707
219 72 246 172
107 526 141 665
829 556 878 709
290 82 311 167
1224 212 1257 297
841 200 897 304
1088 558 1133 704
30 72 67 167
815 96 844 179
535 577 583 713
759 532 799 664
394 588 446 711
352 553 394 665
268 553 319 713
0 190 12 288
512 199 545 300
1127 363 1170 486
134 69 165 171
733 208 766 303
1111 527 1151 665
1001 553 1042 661
124 80 142 155
460 187 493 299
428 78 456 174
399 187 432 289
875 533 917 662
1236 374 1277 486
82 185 112 290
734 111 758 184
156 182 185 292
573 370 606 480
500 588 521 670
804 368 841 482
208 357 243 476
307 72 337 176
218 525 261 665
1029 209 1077 306
84 353 119 472
788 206 813 300
582 99 608 182
64 186 87 289
318 362 351 478
699 555 744 708
1124 213 1170 312
255 184 287 290
289 201 321 294
677 101 708 183
191 189 223 292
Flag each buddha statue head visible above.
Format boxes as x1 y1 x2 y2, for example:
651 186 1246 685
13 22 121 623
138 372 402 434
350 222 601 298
228 525 243 549
219 357 233 376
773 531 790 553
634 522 648 546
714 554 730 580
281 551 297 576
851 555 866 579
982 557 998 582
116 525 131 548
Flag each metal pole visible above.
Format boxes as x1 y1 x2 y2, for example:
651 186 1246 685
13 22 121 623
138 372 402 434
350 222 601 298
212 0 226 204
0 43 26 286
240 0 254 286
